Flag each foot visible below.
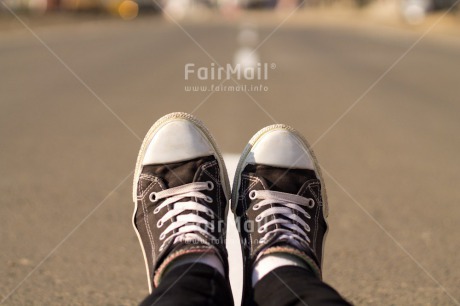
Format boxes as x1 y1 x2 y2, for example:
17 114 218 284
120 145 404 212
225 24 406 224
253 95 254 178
232 125 329 298
132 112 231 292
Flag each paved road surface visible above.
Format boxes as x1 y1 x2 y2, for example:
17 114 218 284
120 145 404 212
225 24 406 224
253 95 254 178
1 13 459 305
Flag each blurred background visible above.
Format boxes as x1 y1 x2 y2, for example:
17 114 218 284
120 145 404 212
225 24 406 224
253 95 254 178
0 0 459 23
1 0 460 304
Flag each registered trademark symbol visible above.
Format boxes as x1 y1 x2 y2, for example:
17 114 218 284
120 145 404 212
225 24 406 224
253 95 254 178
271 63 276 69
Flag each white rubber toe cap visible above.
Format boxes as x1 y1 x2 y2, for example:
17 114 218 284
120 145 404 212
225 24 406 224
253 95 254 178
142 119 215 165
247 129 315 170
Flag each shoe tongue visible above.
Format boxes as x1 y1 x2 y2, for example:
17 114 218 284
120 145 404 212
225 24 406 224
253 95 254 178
245 164 317 194
144 155 215 188
262 232 302 250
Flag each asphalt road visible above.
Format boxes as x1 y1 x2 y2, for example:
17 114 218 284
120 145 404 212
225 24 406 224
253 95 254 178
1 12 459 305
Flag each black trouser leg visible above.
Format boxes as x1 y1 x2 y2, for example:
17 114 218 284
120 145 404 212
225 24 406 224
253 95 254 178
140 263 234 306
253 266 352 306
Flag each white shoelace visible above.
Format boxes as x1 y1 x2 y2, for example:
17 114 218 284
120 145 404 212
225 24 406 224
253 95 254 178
249 189 315 248
150 181 217 252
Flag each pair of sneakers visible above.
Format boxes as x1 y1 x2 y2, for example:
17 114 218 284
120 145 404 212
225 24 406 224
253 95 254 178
132 112 328 301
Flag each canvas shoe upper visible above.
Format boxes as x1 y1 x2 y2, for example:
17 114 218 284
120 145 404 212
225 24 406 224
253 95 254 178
132 112 231 292
232 124 329 304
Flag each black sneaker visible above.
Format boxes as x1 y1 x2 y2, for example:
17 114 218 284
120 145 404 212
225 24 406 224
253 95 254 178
132 112 231 292
232 124 329 305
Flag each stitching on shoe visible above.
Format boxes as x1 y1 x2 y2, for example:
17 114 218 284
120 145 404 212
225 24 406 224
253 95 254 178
241 176 248 211
299 181 318 249
205 162 222 230
140 173 160 181
307 180 322 205
139 180 158 263
215 166 222 224
243 176 264 253
246 176 262 251
199 161 222 222
307 181 321 249
206 163 221 221
139 175 161 198
240 177 253 253
241 174 260 199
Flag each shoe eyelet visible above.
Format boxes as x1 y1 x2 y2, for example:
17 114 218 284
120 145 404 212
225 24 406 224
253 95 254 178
207 223 215 231
258 226 265 233
206 209 214 217
249 190 257 200
205 196 213 203
156 220 163 228
307 199 315 209
149 192 157 203
253 203 260 210
255 215 263 222
206 181 214 191
160 233 166 240
154 207 160 214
